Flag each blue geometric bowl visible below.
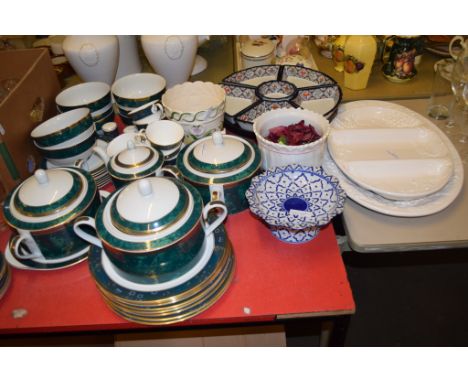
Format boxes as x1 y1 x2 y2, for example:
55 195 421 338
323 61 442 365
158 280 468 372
245 164 346 244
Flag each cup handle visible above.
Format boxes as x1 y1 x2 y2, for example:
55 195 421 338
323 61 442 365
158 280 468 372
151 103 165 119
202 200 228 237
135 130 147 144
449 36 464 60
74 158 84 169
9 234 41 260
93 145 109 165
158 165 181 179
73 216 102 248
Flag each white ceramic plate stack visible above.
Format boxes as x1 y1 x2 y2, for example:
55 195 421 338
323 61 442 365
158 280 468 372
46 140 112 189
323 100 464 217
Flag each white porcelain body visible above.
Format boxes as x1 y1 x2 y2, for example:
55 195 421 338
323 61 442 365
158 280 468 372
115 36 142 80
35 123 95 150
55 82 110 111
63 35 119 85
143 120 185 149
253 108 330 170
111 73 166 107
162 81 226 141
141 35 198 89
241 38 275 69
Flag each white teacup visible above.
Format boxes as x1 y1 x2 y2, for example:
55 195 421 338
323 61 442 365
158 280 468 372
141 120 185 151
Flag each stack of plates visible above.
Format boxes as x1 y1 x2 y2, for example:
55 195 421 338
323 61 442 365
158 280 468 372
88 225 235 325
46 139 112 189
323 101 464 217
0 250 12 301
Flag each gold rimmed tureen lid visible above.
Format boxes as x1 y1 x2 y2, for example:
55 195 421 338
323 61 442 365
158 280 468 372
178 131 261 185
3 167 96 231
14 169 84 218
109 177 191 236
108 140 164 180
188 132 252 175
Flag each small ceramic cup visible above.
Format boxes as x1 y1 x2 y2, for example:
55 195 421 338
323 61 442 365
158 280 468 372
101 122 119 142
141 120 185 151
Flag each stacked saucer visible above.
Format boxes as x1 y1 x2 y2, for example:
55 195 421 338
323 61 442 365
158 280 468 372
88 225 235 325
46 140 112 189
0 250 11 300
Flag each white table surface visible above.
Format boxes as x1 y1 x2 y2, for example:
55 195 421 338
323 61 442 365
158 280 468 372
341 97 468 253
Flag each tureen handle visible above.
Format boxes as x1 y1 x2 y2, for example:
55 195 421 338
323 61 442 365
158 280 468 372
9 234 42 260
202 200 228 236
73 216 102 248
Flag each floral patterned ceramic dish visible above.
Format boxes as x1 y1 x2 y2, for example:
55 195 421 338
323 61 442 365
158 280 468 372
220 65 342 137
245 164 345 243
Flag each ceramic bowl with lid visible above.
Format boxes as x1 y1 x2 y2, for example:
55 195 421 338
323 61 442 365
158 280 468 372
73 176 227 284
2 167 99 261
176 131 262 214
241 38 276 69
93 140 178 188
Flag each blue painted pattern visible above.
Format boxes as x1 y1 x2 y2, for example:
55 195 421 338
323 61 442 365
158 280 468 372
245 164 346 243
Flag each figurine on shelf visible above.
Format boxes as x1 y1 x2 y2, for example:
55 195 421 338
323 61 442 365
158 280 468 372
381 35 421 83
313 35 338 59
332 35 348 72
343 35 377 90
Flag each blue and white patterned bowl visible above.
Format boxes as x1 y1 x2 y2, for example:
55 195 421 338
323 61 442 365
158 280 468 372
245 164 346 243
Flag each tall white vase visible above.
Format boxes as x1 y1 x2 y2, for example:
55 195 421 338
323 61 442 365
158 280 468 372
63 35 119 85
115 36 142 80
141 35 198 89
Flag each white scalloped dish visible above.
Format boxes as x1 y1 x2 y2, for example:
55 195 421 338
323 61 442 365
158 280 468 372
323 100 463 217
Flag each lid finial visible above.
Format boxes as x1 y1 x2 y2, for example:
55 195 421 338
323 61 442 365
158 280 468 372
212 131 224 146
34 169 49 185
126 140 136 151
138 178 153 197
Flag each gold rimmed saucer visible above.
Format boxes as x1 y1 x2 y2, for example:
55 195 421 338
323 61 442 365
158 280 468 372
102 246 233 317
104 253 235 325
96 240 233 309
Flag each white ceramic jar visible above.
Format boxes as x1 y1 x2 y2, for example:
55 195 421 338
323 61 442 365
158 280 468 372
141 35 198 89
63 35 119 85
241 38 275 69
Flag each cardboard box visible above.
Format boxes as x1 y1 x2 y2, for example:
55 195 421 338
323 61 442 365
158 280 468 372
0 48 61 195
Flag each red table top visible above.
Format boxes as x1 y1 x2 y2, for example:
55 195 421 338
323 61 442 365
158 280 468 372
0 209 355 335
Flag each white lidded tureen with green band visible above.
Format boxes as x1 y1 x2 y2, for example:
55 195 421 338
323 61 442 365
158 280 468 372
93 139 178 188
176 131 262 214
2 167 99 263
73 176 227 285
